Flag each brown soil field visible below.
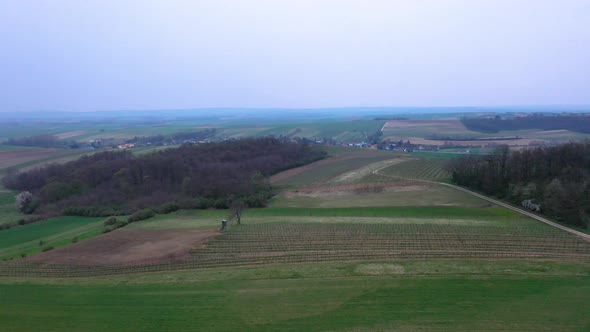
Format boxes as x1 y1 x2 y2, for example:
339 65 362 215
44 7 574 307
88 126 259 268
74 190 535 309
0 148 68 169
270 156 354 183
286 181 431 197
26 228 220 266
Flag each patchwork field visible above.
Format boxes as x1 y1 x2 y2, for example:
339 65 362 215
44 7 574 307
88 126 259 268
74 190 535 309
0 216 107 260
382 119 473 138
381 119 590 147
2 144 590 331
1 204 589 331
271 147 396 187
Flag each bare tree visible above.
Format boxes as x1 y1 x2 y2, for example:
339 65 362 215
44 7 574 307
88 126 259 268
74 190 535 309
229 199 247 225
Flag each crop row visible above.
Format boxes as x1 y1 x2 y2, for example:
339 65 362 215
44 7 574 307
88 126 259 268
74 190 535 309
382 158 450 180
2 249 589 278
221 223 570 236
1 223 589 277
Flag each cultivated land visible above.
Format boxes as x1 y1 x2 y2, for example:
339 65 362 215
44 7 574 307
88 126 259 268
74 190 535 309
1 121 590 330
0 216 107 260
381 119 590 147
0 147 76 170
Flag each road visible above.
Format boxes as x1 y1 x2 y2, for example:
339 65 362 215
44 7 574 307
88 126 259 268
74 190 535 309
373 163 590 242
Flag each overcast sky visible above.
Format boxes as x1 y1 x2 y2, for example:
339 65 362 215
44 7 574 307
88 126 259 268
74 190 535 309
0 0 589 112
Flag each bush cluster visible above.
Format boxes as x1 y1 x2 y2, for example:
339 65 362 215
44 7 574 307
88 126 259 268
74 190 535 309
63 206 124 217
127 209 156 223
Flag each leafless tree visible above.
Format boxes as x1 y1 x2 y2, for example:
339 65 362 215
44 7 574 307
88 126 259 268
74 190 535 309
229 199 247 225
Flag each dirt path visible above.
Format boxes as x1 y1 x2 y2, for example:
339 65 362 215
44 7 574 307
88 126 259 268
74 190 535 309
373 162 590 243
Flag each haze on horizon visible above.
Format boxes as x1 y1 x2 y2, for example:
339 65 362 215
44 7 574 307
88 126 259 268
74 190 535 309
1 0 589 113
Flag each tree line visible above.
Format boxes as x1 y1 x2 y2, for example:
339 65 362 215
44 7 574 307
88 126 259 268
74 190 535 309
3 137 326 218
447 142 590 228
461 114 590 134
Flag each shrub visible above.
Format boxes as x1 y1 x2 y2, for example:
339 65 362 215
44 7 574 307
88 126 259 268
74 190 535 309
103 216 129 230
41 246 54 252
64 206 122 217
104 217 118 226
127 209 156 223
157 202 180 214
194 197 215 209
114 220 128 229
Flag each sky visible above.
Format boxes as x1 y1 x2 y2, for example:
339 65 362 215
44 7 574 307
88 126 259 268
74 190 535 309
0 0 589 112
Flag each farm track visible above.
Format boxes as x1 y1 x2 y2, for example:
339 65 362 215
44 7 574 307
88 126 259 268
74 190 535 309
373 161 590 242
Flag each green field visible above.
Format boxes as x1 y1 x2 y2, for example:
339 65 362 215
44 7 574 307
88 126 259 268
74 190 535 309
0 192 21 228
0 216 107 260
1 264 589 331
218 120 386 142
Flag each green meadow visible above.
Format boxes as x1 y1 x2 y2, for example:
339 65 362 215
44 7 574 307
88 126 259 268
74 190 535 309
1 270 589 331
0 216 106 260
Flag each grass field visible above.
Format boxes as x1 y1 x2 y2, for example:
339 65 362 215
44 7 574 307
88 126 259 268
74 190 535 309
1 264 589 331
218 120 386 142
0 216 107 260
0 190 21 228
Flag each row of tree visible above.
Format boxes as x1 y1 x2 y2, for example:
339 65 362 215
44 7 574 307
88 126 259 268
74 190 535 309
3 138 326 217
461 114 590 134
447 142 590 228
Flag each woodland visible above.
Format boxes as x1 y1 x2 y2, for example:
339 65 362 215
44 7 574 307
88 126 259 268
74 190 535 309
448 141 590 228
3 138 325 217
